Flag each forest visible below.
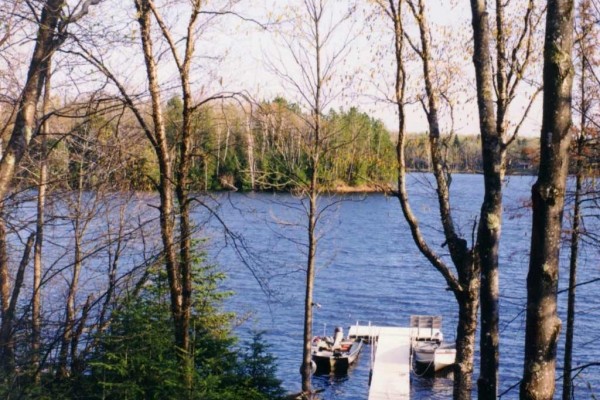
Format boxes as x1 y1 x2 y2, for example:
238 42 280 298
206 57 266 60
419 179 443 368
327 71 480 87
7 97 548 194
0 0 598 399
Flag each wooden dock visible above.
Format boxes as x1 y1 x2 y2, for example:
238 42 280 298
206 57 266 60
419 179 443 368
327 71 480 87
348 326 411 400
347 318 442 400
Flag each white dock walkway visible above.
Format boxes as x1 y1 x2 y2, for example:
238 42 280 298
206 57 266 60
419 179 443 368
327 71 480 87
348 326 414 400
346 317 445 400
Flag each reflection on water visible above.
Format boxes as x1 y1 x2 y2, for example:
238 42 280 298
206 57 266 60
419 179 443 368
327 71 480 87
412 369 454 399
311 345 455 399
311 351 369 400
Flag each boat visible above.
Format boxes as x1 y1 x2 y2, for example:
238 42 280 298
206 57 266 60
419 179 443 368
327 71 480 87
311 326 363 373
410 315 456 373
413 340 456 372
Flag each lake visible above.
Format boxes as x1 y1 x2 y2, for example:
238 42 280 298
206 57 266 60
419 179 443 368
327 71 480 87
204 173 599 399
15 173 596 398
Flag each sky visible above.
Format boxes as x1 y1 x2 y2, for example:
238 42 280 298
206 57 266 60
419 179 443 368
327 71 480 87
220 0 544 137
10 0 545 137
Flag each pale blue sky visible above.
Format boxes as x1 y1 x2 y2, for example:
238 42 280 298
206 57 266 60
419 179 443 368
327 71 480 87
44 0 543 137
221 0 544 137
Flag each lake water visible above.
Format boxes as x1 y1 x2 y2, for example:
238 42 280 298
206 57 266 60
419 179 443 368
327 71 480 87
204 173 599 399
14 173 596 398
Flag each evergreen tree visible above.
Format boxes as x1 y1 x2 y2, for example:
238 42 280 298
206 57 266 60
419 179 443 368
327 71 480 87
85 257 284 400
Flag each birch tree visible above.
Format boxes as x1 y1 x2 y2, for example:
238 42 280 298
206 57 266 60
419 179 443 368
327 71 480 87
72 0 257 389
31 61 52 384
0 0 100 206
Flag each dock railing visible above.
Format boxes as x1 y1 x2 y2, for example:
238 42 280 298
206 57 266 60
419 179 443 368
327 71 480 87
410 315 442 341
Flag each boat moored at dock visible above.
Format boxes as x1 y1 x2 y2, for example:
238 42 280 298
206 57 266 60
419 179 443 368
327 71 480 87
311 326 363 373
410 315 456 373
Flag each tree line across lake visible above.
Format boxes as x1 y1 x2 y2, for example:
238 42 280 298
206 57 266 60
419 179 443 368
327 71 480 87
8 96 591 195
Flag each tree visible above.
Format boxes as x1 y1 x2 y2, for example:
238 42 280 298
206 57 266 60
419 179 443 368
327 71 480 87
267 1 354 396
377 0 541 397
0 92 158 397
376 1 478 396
87 260 284 400
31 59 52 384
562 1 599 398
0 224 34 377
237 331 286 400
467 0 540 396
71 0 265 389
520 0 575 398
0 0 99 206
56 117 110 380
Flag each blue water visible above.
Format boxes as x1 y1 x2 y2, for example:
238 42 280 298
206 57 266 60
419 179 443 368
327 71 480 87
204 174 600 399
12 174 596 399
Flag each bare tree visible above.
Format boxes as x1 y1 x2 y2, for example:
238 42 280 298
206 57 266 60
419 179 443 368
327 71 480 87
376 1 478 397
562 1 598 397
0 0 100 205
22 99 161 386
0 223 34 377
467 0 540 396
55 131 94 379
377 0 541 397
31 60 51 384
266 0 354 396
70 0 262 389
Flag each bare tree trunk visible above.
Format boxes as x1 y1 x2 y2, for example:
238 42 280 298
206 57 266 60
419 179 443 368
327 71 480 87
146 0 212 389
402 2 480 397
455 289 479 399
57 175 85 379
468 1 503 397
246 114 256 190
0 228 34 376
299 1 326 396
134 0 183 359
562 38 588 398
561 137 583 400
57 234 80 378
272 0 349 395
301 14 322 397
259 120 267 172
70 294 92 376
216 126 221 177
301 188 317 396
0 0 64 203
0 221 9 375
176 58 194 393
521 0 574 398
204 161 208 191
32 64 51 383
224 126 230 163
77 0 189 386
